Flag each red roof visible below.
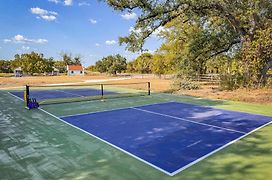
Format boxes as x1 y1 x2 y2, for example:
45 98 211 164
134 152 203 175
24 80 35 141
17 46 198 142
67 65 83 71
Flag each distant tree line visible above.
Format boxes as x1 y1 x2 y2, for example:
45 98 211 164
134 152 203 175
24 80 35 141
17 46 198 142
86 53 178 77
0 51 82 75
94 54 127 75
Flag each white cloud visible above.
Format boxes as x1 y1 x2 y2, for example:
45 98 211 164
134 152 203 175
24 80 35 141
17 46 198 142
22 46 30 50
151 26 166 38
35 39 48 44
64 0 73 6
89 18 97 24
41 15 57 21
95 43 100 47
49 0 74 6
129 26 142 34
49 11 58 16
129 26 167 38
48 0 60 4
4 39 12 43
121 12 137 20
145 49 156 54
14 35 25 41
4 35 48 44
30 7 58 21
30 7 48 15
79 2 90 6
105 40 116 45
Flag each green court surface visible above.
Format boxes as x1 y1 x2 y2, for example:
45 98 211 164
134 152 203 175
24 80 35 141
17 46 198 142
1 90 272 179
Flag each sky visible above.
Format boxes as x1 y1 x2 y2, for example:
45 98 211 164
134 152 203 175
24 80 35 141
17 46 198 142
0 0 163 66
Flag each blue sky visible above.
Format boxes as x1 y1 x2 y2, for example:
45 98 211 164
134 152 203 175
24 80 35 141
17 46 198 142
0 0 163 65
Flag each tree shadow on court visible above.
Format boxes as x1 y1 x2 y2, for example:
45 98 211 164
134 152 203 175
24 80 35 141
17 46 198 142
156 92 272 116
174 125 272 180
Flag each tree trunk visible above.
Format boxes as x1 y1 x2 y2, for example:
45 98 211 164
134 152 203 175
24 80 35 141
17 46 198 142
259 57 272 86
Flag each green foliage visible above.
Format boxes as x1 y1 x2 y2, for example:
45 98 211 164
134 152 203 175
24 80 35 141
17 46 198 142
126 61 136 73
95 54 127 75
133 53 153 74
266 77 272 88
13 52 54 75
127 52 178 75
0 73 13 77
151 54 166 77
61 53 82 65
103 0 272 89
241 28 272 87
172 77 200 90
53 61 67 73
85 65 97 72
0 60 12 73
0 52 68 75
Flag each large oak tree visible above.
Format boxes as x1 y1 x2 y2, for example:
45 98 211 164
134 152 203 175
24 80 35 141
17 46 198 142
102 0 272 87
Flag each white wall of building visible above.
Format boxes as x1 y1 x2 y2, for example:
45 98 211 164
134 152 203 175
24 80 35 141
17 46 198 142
67 70 84 76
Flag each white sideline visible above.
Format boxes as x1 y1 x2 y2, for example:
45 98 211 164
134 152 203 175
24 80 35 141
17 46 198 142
8 92 24 101
131 107 246 134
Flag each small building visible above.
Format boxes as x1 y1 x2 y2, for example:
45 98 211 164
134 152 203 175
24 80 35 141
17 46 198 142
52 67 59 76
67 65 84 76
14 67 23 77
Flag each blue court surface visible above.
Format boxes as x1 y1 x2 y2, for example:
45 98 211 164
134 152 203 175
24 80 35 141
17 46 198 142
9 88 116 102
59 102 272 176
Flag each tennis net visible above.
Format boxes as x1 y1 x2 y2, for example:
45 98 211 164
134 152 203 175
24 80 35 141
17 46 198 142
25 82 151 106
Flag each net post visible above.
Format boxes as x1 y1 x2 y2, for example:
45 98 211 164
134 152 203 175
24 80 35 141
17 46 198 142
147 82 151 95
24 85 30 108
101 84 104 98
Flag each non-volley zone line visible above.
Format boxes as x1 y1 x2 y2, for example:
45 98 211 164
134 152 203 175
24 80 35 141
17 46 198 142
131 107 246 134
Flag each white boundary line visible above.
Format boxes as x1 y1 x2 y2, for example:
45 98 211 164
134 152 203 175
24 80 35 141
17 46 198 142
59 101 174 118
8 92 24 101
169 120 272 176
131 107 246 134
38 108 173 176
7 93 272 176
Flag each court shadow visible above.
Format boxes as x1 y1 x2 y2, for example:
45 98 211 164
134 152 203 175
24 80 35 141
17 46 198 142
176 125 272 180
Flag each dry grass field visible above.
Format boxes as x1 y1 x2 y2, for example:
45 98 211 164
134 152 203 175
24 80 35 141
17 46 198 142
0 73 271 104
0 74 113 88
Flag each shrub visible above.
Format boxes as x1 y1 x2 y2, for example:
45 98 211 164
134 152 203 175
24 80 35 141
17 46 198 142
172 77 200 90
